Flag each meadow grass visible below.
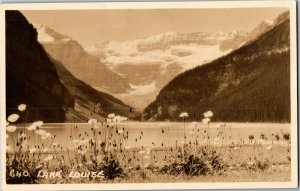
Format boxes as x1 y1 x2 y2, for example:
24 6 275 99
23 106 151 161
6 105 291 184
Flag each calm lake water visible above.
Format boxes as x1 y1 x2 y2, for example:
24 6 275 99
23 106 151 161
9 122 290 149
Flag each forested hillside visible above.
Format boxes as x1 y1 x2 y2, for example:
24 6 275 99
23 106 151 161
143 18 290 122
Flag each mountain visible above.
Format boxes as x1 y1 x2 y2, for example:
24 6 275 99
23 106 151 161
86 30 250 110
6 11 136 123
6 11 77 122
34 24 130 94
86 19 279 111
53 60 137 120
142 12 290 122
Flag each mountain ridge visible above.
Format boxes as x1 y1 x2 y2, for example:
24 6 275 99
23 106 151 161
142 15 290 122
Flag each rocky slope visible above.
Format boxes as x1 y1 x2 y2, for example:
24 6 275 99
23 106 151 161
6 11 136 123
34 24 130 94
53 60 137 120
6 11 76 122
143 12 290 122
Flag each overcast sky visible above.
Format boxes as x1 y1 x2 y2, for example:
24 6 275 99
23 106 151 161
21 8 288 47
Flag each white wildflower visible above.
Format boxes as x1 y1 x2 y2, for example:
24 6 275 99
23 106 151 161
88 118 97 125
29 148 37 153
7 114 19 123
203 111 213 118
117 129 124 134
32 121 43 127
108 113 115 119
18 104 26 111
44 155 54 162
202 118 210 124
265 145 272 150
27 125 37 131
35 129 46 136
6 145 13 153
42 148 49 153
179 112 189 118
6 125 17 133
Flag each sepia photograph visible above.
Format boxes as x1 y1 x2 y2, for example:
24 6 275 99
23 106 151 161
1 1 298 190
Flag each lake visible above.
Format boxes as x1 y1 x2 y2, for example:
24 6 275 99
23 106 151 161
8 122 291 149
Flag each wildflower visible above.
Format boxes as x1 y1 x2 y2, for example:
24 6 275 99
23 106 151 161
219 123 226 128
202 118 210 124
203 111 213 118
113 115 123 122
146 147 152 154
117 129 124 134
143 155 150 159
88 118 97 125
32 121 44 127
190 121 198 127
86 160 93 165
78 150 86 155
106 118 113 123
35 129 46 136
7 114 19 123
6 125 17 132
247 161 254 166
42 148 49 153
265 145 272 150
44 155 54 162
6 145 13 153
214 137 220 141
27 125 37 131
18 132 26 139
41 132 51 139
17 104 26 111
72 139 81 147
108 113 115 119
121 117 128 121
29 148 38 153
179 112 189 118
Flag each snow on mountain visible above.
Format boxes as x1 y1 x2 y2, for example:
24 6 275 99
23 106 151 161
34 24 130 94
84 30 247 110
34 24 72 43
33 24 55 43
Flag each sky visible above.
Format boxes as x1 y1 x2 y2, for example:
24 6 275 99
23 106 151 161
21 8 288 47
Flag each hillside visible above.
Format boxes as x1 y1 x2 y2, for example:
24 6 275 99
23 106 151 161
53 60 137 120
6 11 77 122
34 24 130 94
143 15 290 122
6 11 136 123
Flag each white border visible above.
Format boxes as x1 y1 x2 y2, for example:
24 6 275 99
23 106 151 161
0 1 298 190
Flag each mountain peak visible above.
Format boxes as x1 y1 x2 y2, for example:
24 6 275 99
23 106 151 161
273 11 289 26
33 24 72 43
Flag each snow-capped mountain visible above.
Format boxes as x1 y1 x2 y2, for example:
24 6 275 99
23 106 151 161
85 21 274 110
33 13 284 111
34 24 130 94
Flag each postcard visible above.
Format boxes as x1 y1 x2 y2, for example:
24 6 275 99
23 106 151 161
0 1 298 190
